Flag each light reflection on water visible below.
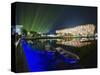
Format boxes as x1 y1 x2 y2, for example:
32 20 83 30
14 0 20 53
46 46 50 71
25 36 97 71
56 37 96 47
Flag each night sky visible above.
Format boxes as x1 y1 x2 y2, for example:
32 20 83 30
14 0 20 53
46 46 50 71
15 2 97 33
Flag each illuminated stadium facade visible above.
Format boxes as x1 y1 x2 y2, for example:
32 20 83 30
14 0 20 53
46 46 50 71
56 24 96 37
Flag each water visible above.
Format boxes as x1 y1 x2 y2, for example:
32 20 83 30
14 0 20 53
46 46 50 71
20 37 97 72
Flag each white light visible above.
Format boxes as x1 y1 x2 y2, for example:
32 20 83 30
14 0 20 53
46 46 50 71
47 34 56 37
15 25 23 35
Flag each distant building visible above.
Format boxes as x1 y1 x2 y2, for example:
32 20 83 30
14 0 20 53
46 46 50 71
56 24 96 37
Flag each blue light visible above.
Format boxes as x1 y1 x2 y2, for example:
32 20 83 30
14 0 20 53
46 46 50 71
60 54 78 64
21 39 49 72
21 39 78 72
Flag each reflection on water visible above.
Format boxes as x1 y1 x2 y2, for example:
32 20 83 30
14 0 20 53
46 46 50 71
25 36 97 71
27 36 97 62
56 37 95 47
